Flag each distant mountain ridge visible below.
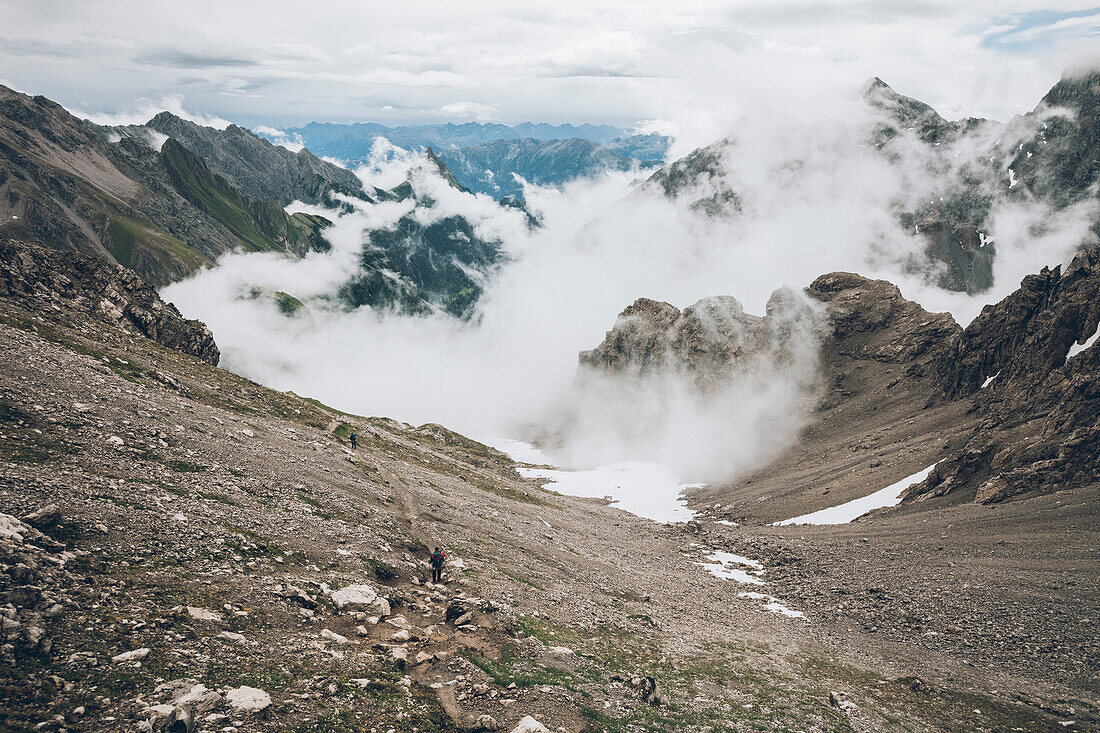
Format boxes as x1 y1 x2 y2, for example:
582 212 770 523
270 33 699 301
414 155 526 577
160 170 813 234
436 138 654 199
262 120 671 199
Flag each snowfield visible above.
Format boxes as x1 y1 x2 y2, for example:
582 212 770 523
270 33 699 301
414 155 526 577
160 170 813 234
775 463 938 526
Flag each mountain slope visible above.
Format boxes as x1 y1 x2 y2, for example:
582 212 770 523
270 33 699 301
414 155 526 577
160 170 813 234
143 112 368 206
577 245 1099 520
160 138 329 256
640 70 1099 295
0 86 331 286
0 238 1092 731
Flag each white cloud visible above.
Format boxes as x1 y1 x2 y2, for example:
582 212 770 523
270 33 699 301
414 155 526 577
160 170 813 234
435 101 501 123
2 0 1097 131
159 84 1098 485
65 93 232 129
542 31 647 77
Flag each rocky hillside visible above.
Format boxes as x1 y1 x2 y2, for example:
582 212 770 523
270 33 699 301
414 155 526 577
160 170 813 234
1 222 1091 732
0 85 511 317
0 239 218 364
0 86 331 286
912 246 1100 503
641 69 1100 295
581 247 1100 516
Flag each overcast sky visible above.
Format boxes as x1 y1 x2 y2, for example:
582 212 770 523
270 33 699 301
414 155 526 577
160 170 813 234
1 0 1098 141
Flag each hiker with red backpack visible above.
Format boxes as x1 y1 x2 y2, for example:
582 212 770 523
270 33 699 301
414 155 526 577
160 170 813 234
430 547 445 584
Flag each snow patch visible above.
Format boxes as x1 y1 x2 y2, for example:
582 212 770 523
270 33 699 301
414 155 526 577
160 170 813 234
981 371 999 389
695 551 765 585
737 592 807 619
498 440 698 523
1066 327 1099 363
518 463 698 524
775 463 938 525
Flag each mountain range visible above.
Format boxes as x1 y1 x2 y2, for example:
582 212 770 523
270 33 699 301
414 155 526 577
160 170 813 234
645 71 1099 295
262 121 671 198
0 89 506 316
1 70 1096 314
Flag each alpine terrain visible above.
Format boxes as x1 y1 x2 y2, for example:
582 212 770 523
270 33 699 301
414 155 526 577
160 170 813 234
0 53 1097 733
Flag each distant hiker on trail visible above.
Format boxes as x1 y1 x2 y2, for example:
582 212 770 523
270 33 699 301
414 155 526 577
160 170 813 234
430 546 445 584
349 431 357 450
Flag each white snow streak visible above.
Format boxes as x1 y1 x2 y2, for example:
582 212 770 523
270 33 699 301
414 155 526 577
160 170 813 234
774 463 938 526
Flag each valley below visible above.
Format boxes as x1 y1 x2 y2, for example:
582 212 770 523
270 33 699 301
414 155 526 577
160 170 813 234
0 237 1096 732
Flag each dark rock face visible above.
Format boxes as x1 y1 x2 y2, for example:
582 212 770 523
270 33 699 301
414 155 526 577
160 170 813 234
910 220 995 295
1009 70 1099 211
807 273 960 365
0 239 219 364
908 247 1100 504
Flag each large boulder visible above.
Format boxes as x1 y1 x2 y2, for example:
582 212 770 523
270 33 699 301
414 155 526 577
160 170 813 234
328 584 389 616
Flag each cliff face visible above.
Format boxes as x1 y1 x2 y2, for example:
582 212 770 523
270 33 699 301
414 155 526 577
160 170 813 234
910 247 1100 503
0 239 219 364
578 289 823 390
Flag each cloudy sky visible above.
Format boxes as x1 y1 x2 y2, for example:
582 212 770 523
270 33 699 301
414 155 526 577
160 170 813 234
1 0 1098 138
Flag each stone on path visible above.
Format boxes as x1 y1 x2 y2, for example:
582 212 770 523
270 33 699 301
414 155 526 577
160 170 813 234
509 716 550 733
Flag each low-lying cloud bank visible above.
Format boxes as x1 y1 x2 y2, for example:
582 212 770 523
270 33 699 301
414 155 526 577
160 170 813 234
162 75 1097 484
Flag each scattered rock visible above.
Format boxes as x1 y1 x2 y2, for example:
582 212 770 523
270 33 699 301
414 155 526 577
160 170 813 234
224 686 271 713
329 584 389 615
320 628 349 644
185 606 222 621
111 648 150 663
509 716 550 733
829 690 857 713
470 713 499 731
21 503 60 529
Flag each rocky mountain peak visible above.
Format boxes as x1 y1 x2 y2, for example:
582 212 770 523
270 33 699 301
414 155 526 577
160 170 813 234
579 290 823 390
807 272 960 363
1040 67 1100 112
142 111 367 206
